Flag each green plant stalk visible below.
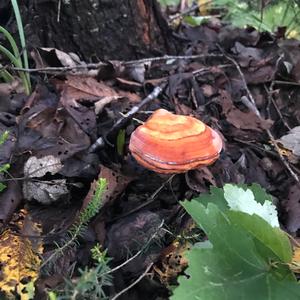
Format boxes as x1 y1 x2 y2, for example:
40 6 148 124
285 9 300 37
0 25 23 84
0 65 14 82
280 0 291 26
0 44 30 94
0 45 20 69
11 0 31 93
41 178 107 268
0 26 21 59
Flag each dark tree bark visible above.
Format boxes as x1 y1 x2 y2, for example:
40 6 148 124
2 0 177 61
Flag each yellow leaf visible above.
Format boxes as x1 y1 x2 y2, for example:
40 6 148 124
154 220 200 285
198 0 211 15
0 209 43 299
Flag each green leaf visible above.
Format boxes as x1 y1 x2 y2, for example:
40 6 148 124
0 164 10 174
184 186 229 212
158 0 180 6
228 211 292 263
0 183 6 192
182 202 267 269
245 183 272 205
116 129 126 156
0 131 9 146
172 203 300 300
183 16 210 26
223 184 279 227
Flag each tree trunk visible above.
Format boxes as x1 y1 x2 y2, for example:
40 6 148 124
3 0 177 61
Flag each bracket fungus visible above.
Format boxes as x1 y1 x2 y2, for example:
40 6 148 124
129 109 223 174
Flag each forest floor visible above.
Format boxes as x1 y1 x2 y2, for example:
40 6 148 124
1 3 300 300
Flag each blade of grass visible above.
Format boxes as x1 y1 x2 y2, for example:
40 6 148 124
0 45 21 67
0 26 21 60
0 64 14 82
11 0 31 92
0 45 30 93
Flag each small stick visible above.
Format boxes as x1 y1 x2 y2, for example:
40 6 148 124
123 53 224 66
104 220 164 276
7 54 224 74
264 85 291 131
273 80 300 87
110 263 153 300
220 51 256 105
89 83 166 152
220 48 299 182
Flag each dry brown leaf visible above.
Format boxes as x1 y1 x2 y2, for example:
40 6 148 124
82 165 132 211
279 126 300 156
64 75 118 100
219 90 271 131
34 48 81 68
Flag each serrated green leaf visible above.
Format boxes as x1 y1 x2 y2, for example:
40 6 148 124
184 186 229 212
182 202 267 269
172 203 300 300
224 184 279 227
228 211 292 263
234 183 272 205
246 183 272 204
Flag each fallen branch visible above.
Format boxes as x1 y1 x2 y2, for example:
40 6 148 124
6 53 224 74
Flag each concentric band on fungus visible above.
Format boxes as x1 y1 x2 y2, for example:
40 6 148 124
129 109 223 173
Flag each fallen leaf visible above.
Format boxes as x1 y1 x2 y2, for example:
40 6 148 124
0 209 43 299
0 180 22 227
185 167 216 193
24 155 62 178
23 180 68 205
283 184 300 233
34 48 81 68
219 90 271 131
291 245 300 273
278 126 300 156
23 156 68 204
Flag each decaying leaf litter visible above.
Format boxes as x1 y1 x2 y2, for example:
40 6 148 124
2 7 300 300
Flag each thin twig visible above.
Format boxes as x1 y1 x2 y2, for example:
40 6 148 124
7 54 224 74
110 263 153 300
273 80 300 87
220 47 299 182
220 50 256 106
192 64 233 76
123 53 224 66
264 85 291 131
8 63 106 73
266 55 283 119
104 220 164 276
57 0 62 22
